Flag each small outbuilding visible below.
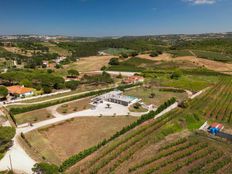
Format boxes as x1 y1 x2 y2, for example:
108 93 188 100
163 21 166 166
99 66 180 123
123 76 144 84
208 123 224 135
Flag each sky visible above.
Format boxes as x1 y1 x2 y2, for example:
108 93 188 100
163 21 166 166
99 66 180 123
0 0 231 36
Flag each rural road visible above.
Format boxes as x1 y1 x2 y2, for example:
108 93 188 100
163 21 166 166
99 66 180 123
5 85 118 106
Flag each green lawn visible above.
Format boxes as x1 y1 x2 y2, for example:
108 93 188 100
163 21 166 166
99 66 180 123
124 87 187 106
155 75 218 92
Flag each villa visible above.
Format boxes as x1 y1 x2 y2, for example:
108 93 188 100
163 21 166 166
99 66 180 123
91 90 140 106
7 85 34 98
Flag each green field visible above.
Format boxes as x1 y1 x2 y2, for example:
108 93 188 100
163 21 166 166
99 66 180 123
167 50 193 57
103 48 135 55
108 57 156 72
40 42 71 56
125 87 187 106
193 50 232 62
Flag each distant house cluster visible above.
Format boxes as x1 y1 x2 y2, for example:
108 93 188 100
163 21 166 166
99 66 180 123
7 85 34 98
42 56 67 68
91 90 140 106
123 76 144 84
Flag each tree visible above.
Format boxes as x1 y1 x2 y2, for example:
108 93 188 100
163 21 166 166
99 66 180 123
0 126 16 142
20 79 32 87
55 64 62 69
32 163 59 174
149 93 155 98
157 50 163 54
109 58 119 65
150 51 158 57
67 69 79 78
130 51 139 57
0 86 8 99
116 73 122 79
43 86 52 94
101 66 107 71
47 69 53 74
133 103 141 109
170 70 182 80
65 80 79 90
121 53 128 58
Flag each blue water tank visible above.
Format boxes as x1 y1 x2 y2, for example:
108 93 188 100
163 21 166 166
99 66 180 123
209 127 220 135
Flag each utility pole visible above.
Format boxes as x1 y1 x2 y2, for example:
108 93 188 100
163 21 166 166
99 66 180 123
9 155 13 172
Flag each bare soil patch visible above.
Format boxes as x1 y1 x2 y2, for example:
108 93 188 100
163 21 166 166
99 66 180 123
138 54 232 74
25 116 137 164
56 97 91 114
65 55 116 72
15 109 54 125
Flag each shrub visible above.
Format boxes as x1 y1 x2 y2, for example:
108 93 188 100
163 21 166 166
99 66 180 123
32 163 59 174
130 51 139 57
170 70 182 80
121 53 128 58
67 69 79 78
43 86 52 94
150 51 158 57
65 80 79 90
101 66 107 71
0 86 8 99
109 58 120 65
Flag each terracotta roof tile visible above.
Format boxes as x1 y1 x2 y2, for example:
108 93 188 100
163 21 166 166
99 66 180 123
7 86 33 95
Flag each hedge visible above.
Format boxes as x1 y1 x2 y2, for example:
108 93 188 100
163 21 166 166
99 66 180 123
59 97 176 171
9 84 139 116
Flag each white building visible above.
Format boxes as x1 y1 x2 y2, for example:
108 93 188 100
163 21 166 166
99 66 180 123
91 90 140 106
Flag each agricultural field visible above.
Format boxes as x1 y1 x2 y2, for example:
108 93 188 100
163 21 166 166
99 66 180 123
124 86 188 106
24 116 137 165
66 109 205 173
167 50 194 57
14 108 54 125
62 77 232 173
142 68 220 92
3 46 36 57
56 97 91 114
156 74 217 92
108 57 157 72
63 55 114 72
192 50 232 63
188 77 232 124
40 42 71 56
102 48 135 56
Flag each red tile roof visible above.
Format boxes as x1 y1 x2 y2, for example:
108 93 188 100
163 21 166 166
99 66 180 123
123 76 144 84
7 86 33 95
210 123 223 130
